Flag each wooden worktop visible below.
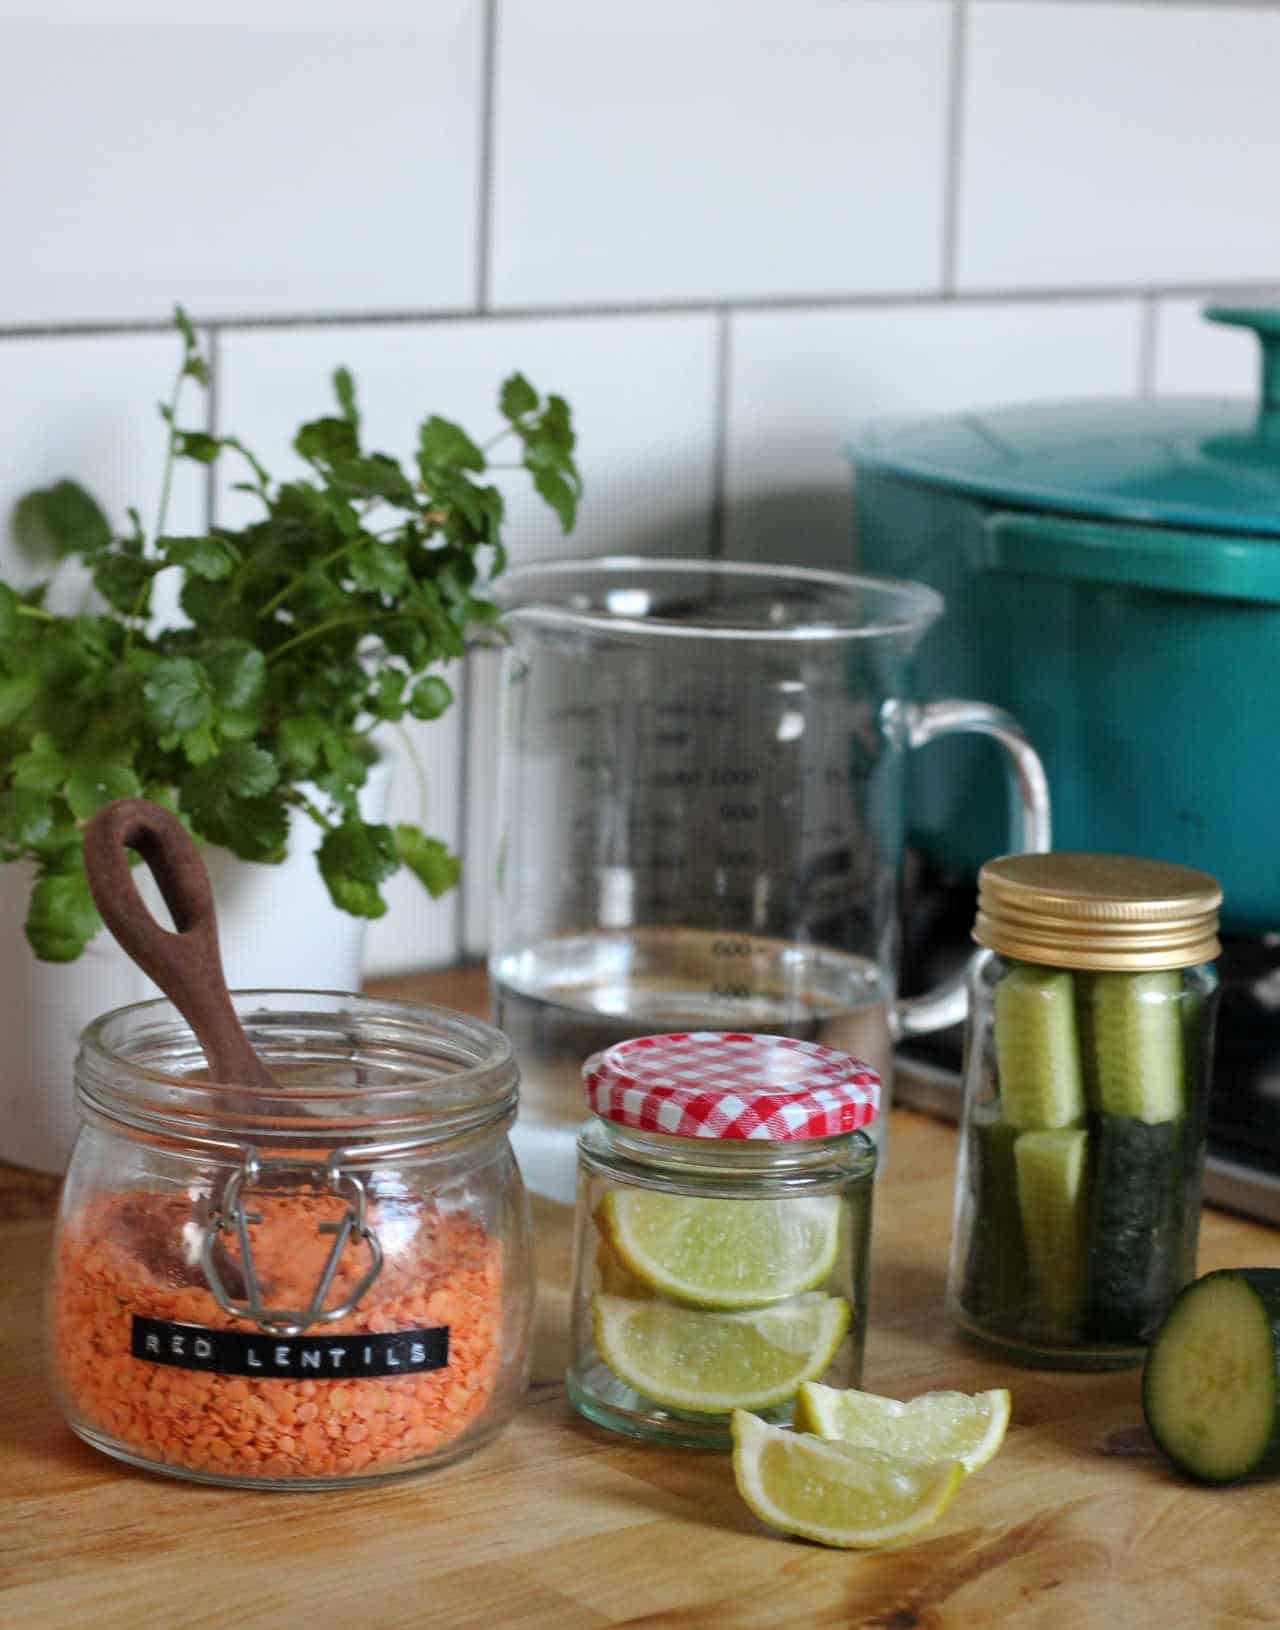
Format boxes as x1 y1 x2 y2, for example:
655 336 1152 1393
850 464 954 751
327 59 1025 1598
3 965 1279 1628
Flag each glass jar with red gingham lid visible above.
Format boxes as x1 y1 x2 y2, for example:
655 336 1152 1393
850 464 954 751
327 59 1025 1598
567 1031 879 1447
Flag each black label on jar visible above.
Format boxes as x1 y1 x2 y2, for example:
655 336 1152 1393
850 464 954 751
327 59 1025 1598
130 1316 449 1379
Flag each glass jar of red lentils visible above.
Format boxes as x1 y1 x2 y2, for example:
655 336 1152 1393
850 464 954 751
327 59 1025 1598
49 991 532 1489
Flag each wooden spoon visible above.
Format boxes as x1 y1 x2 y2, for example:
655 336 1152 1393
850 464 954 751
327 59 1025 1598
82 797 276 1091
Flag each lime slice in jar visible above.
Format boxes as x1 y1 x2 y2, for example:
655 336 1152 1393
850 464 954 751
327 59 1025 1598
592 1291 850 1414
598 1190 841 1309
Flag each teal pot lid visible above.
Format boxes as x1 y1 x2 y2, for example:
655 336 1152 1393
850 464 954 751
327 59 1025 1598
850 306 1280 539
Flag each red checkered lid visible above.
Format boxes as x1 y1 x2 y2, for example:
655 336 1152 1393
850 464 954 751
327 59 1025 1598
581 1032 880 1140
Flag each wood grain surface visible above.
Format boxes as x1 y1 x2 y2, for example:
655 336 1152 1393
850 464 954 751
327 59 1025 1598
3 965 1279 1629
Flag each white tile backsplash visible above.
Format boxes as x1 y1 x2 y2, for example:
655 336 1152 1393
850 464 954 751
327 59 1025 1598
217 312 719 969
724 297 1146 569
1153 296 1280 397
958 2 1280 292
1 2 1277 978
490 0 952 307
0 331 206 598
0 8 483 324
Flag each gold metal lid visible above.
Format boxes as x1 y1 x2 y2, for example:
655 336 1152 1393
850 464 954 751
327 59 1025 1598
974 852 1222 971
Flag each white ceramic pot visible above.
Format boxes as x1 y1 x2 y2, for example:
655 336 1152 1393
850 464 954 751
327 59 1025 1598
0 760 391 1174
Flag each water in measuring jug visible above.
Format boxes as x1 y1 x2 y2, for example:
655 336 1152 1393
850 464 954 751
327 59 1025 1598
494 925 893 1131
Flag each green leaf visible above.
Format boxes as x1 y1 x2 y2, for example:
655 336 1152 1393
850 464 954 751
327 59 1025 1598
369 667 407 721
352 453 416 505
407 674 454 721
500 373 539 422
322 490 362 540
160 535 236 581
295 416 359 466
312 727 369 806
436 470 485 532
333 367 358 426
92 551 156 615
179 722 218 765
541 394 575 452
210 742 278 799
317 819 398 919
26 867 101 962
65 752 142 820
530 465 579 532
181 766 289 861
0 786 54 850
418 416 484 475
174 304 198 352
278 715 328 776
201 639 266 714
478 483 505 547
175 430 222 464
180 573 258 640
0 582 20 641
394 824 461 899
143 656 212 739
349 541 409 597
12 480 112 561
12 735 67 792
0 672 39 727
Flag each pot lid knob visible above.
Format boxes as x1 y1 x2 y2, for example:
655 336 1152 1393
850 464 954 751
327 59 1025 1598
1204 305 1280 431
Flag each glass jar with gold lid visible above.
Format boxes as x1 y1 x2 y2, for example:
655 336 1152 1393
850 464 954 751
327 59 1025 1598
946 852 1221 1369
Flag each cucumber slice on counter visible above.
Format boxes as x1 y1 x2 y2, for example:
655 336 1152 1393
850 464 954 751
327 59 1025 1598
1080 970 1184 1122
993 965 1086 1130
1014 1128 1088 1336
960 1114 1031 1328
1085 1117 1184 1345
1143 1269 1280 1484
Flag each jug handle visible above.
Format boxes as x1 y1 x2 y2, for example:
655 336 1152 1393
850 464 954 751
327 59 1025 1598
893 700 1051 1039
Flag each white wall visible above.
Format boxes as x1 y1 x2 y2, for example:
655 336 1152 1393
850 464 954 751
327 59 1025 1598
2 1 1277 972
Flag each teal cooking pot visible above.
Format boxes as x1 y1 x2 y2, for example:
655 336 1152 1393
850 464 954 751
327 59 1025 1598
850 306 1280 934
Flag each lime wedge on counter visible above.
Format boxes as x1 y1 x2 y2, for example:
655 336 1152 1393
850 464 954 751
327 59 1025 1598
598 1189 841 1308
731 1409 963 1549
593 1292 850 1413
793 1384 1011 1474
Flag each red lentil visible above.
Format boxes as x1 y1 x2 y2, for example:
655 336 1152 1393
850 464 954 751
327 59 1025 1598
52 1188 503 1483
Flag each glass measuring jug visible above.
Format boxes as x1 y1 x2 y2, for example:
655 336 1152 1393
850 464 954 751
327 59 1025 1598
488 558 1049 1174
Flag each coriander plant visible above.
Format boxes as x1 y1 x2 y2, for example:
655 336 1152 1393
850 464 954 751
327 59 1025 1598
0 309 581 961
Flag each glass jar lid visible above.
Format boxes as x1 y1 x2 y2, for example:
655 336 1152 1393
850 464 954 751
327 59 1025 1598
582 1032 880 1140
974 853 1222 971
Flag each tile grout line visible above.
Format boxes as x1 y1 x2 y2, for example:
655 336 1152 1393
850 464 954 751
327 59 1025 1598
940 0 969 297
454 654 474 967
474 0 500 313
1138 294 1159 397
5 277 1280 340
706 308 732 562
454 0 499 956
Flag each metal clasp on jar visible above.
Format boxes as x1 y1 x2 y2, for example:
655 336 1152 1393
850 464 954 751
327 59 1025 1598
200 1149 384 1336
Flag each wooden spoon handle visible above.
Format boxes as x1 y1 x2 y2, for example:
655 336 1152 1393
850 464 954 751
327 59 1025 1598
82 798 276 1090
